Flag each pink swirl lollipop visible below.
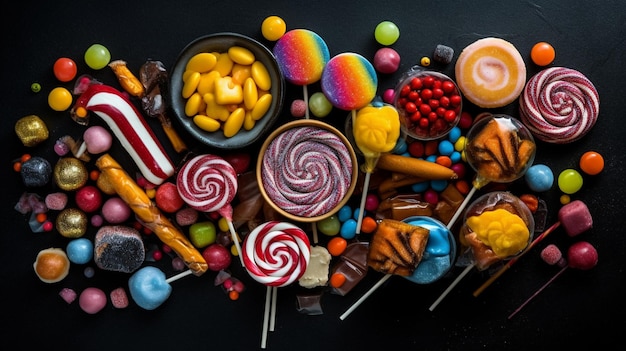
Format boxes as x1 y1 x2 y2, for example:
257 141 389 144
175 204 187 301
273 29 330 86
242 221 311 287
321 52 378 111
176 154 238 218
519 67 600 144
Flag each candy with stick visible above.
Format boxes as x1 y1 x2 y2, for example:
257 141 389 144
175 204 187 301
508 241 598 319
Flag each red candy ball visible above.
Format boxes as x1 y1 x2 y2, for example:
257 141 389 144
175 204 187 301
75 185 103 213
53 57 78 82
373 48 401 74
155 182 184 213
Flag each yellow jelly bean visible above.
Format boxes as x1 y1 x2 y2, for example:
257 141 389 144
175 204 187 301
228 46 255 66
231 64 252 85
243 111 255 130
186 52 218 73
214 53 234 77
197 71 220 95
454 136 466 152
251 61 271 91
193 115 222 132
214 76 243 105
182 71 201 99
203 93 230 121
223 107 246 138
251 93 272 120
185 92 203 117
243 77 258 110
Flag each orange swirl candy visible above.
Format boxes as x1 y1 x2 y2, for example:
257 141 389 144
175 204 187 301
455 37 526 108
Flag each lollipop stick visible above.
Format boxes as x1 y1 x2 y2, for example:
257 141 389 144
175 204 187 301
261 286 271 349
269 286 277 331
303 85 310 119
473 221 562 297
312 224 319 244
446 185 477 230
429 263 475 311
507 265 568 319
165 269 193 283
340 273 392 320
355 171 372 236
227 220 244 267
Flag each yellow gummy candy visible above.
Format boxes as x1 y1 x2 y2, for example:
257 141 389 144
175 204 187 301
353 105 401 156
466 208 530 258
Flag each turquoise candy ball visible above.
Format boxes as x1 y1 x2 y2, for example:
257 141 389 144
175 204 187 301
525 164 554 192
66 238 93 264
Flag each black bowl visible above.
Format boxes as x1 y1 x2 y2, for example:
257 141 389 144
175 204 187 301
169 32 285 149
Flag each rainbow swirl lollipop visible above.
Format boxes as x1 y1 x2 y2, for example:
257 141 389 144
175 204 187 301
273 29 330 86
321 52 378 111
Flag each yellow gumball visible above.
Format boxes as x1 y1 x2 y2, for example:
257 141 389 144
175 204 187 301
261 16 286 41
48 87 73 111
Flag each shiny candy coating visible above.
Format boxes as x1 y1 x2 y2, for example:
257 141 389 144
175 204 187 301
84 44 111 70
321 53 377 111
66 238 94 264
273 29 330 85
403 216 456 284
56 208 88 238
558 168 583 194
261 16 286 41
15 115 49 147
48 87 73 111
33 248 70 283
53 157 88 191
374 21 400 46
20 156 52 187
242 221 310 287
524 164 554 192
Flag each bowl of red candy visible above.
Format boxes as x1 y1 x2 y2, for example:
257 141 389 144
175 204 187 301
393 67 462 140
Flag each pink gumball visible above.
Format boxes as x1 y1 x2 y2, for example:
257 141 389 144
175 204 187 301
79 287 107 314
83 126 112 154
101 197 131 224
374 47 401 74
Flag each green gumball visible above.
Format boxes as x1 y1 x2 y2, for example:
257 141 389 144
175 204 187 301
189 221 217 248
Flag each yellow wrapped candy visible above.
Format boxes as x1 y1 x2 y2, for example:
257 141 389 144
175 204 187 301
353 105 400 172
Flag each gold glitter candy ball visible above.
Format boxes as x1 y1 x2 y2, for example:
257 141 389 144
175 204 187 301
15 115 49 147
56 208 88 238
54 157 88 191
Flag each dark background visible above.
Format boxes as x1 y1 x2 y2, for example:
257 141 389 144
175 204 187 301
2 1 625 349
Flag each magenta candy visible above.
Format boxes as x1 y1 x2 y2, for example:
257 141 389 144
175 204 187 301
79 287 107 314
540 244 564 266
373 47 401 74
567 241 598 270
101 197 131 224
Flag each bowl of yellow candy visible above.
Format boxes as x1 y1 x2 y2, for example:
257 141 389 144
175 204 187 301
169 32 285 149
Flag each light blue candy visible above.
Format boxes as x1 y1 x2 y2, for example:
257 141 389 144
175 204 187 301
430 179 448 192
450 151 462 164
425 154 437 162
525 164 554 192
66 238 93 264
403 216 456 284
340 219 357 240
392 137 407 154
411 181 430 193
337 205 352 222
447 126 461 143
438 140 454 156
128 266 172 310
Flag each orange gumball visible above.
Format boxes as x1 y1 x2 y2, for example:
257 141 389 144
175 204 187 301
327 236 347 256
579 151 604 175
530 42 556 66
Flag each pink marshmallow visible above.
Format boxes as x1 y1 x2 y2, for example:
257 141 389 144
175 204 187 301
558 200 592 236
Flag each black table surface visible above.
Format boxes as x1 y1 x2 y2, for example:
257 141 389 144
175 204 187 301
2 1 625 349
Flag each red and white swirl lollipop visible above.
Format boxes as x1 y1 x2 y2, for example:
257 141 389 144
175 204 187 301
519 67 600 144
242 221 310 287
177 154 241 261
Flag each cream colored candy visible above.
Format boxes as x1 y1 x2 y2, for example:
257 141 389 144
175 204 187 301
298 246 332 289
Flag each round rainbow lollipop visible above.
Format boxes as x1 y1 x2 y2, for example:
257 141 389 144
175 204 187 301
274 29 330 119
321 52 378 111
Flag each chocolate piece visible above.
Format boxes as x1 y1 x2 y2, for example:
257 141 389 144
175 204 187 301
295 292 324 315
94 225 145 273
329 242 369 296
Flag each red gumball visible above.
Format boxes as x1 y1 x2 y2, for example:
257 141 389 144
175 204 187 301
155 182 184 213
374 48 401 74
202 244 232 271
75 185 103 213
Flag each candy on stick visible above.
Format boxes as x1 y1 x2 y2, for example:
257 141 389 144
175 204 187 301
429 191 535 311
352 104 400 235
128 266 194 310
177 154 242 265
139 60 188 152
321 52 378 111
473 200 592 296
241 221 310 349
273 29 330 119
95 154 208 275
507 241 598 319
72 82 175 185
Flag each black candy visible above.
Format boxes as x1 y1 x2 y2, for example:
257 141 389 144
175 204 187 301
20 156 52 187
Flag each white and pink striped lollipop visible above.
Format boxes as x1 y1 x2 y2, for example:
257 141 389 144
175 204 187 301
177 154 242 262
242 221 310 287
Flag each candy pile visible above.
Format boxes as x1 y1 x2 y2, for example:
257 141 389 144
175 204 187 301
13 14 605 348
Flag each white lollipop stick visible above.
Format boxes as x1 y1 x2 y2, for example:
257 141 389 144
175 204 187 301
303 85 310 119
227 220 244 267
340 273 391 320
269 286 278 331
428 263 475 311
261 286 272 349
354 171 371 236
165 269 194 284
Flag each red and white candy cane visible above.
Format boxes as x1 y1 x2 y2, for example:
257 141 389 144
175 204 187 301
72 83 175 185
519 67 600 144
242 221 310 287
176 154 238 218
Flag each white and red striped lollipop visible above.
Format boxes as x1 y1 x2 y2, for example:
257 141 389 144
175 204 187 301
242 221 310 287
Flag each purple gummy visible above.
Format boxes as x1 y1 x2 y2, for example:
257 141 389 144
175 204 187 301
558 200 592 237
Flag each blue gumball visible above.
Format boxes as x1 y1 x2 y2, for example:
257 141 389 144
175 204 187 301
340 219 357 240
66 238 93 264
525 164 554 192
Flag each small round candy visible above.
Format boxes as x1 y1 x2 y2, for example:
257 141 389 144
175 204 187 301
558 168 583 194
525 164 554 192
374 21 400 46
79 287 107 314
84 44 111 70
364 194 379 212
261 16 286 41
530 42 555 66
66 238 93 264
290 99 307 118
373 47 401 74
337 205 352 222
53 57 78 82
101 197 131 224
308 92 332 117
31 82 41 93
340 219 357 239
316 215 340 236
579 151 604 175
48 87 73 111
382 88 395 104
83 125 113 154
420 56 431 66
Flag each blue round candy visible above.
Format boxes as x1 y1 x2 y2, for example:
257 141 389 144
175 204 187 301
128 266 172 310
337 205 352 222
425 154 437 162
525 164 554 192
392 137 407 154
450 151 462 164
411 181 430 193
66 238 93 264
447 126 461 143
340 219 357 239
430 179 448 192
438 140 454 156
